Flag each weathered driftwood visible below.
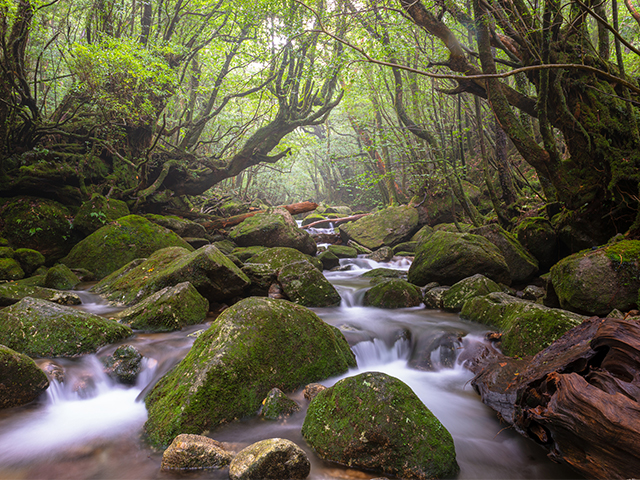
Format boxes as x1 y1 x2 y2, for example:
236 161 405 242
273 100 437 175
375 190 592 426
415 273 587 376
201 201 318 230
301 213 369 230
470 317 640 479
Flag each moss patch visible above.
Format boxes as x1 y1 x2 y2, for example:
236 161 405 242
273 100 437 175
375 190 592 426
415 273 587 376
363 279 422 308
0 345 50 408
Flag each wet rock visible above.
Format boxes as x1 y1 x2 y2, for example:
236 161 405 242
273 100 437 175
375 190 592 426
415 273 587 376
423 286 450 309
161 434 233 471
278 261 341 307
317 250 340 270
441 274 502 312
103 344 142 384
144 297 356 448
73 194 130 236
339 206 419 250
347 240 372 255
301 213 328 226
408 331 463 371
13 248 45 275
408 231 511 287
363 279 422 309
260 388 300 420
303 383 326 401
44 263 80 290
0 297 132 357
360 268 407 284
241 263 278 297
0 258 24 280
145 214 207 238
514 217 559 271
61 215 194 279
246 246 322 272
229 208 316 255
0 345 49 409
116 282 209 332
367 246 394 262
327 245 357 258
40 360 65 383
267 283 286 299
229 438 310 480
302 371 459 479
0 283 81 307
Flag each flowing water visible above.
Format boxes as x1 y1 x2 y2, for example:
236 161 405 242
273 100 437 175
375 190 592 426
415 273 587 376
0 256 580 479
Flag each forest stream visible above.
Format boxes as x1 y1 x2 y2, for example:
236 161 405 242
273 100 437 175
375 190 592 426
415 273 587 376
0 255 580 480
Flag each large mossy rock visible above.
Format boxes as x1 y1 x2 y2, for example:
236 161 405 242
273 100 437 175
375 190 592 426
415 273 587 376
116 282 209 332
44 263 80 290
0 196 73 262
14 248 45 275
408 231 511 287
0 345 50 409
514 217 558 271
460 292 585 357
471 224 539 283
229 208 316 255
229 438 310 480
72 194 130 236
277 261 341 307
161 434 233 471
145 214 207 238
144 297 356 447
61 215 194 279
550 240 640 316
338 206 419 250
0 297 132 357
247 247 322 272
94 245 249 306
0 258 24 280
441 274 502 312
363 279 422 308
0 284 81 306
302 371 459 479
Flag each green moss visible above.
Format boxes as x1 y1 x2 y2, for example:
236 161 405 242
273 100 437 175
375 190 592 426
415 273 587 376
260 388 300 420
73 193 130 236
441 274 501 312
0 283 81 306
44 264 80 290
232 246 268 262
0 247 14 258
363 279 421 309
339 206 419 250
14 248 45 275
0 345 50 408
327 245 358 258
0 258 25 280
247 247 322 272
278 261 341 307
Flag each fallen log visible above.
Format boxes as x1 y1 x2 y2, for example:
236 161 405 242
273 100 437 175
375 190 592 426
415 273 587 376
471 316 640 479
301 213 369 230
201 201 318 230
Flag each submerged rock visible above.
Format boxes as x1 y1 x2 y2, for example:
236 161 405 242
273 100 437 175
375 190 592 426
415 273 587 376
229 438 310 480
260 388 300 420
339 206 419 250
302 371 459 479
102 344 142 384
0 345 49 409
161 434 233 471
144 297 356 447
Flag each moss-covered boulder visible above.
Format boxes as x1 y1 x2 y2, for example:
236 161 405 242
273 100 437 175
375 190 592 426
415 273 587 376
0 258 24 280
144 297 356 447
94 245 249 306
347 240 372 255
61 215 194 279
260 388 300 420
14 248 45 275
145 214 207 238
247 247 322 272
0 284 81 306
367 246 394 262
0 297 132 357
460 292 585 357
423 286 449 309
44 264 80 290
325 206 352 216
0 196 73 262
0 246 13 258
471 224 539 283
229 208 316 255
232 246 268 262
360 268 407 283
514 217 558 270
116 282 209 332
102 344 142 384
339 206 419 250
408 231 511 287
302 371 459 479
327 245 358 258
277 261 341 307
550 240 640 316
317 250 340 270
241 263 278 297
73 194 130 236
302 213 328 227
363 279 422 309
441 274 502 312
161 434 233 471
393 241 418 254
411 225 434 244
229 438 310 480
0 345 49 409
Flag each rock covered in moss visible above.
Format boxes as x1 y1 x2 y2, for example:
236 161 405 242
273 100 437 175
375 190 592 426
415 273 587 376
229 438 310 480
278 261 341 307
514 217 558 270
347 240 372 255
423 286 449 309
411 225 434 244
232 246 268 262
145 214 207 238
102 344 142 384
339 206 419 250
317 250 340 270
0 345 49 409
302 213 328 226
0 283 81 306
247 247 322 271
144 297 356 447
44 263 80 290
393 241 417 254
0 247 13 258
360 268 407 282
229 208 316 255
73 194 130 236
260 388 300 420
460 292 585 357
62 215 194 279
302 372 459 479
94 245 249 306
363 279 422 309
441 274 502 312
550 240 640 316
0 196 73 262
116 281 208 332
0 297 132 357
14 248 45 275
408 231 511 287
471 224 539 283
327 245 357 258
0 258 24 280
367 246 394 262
161 434 233 471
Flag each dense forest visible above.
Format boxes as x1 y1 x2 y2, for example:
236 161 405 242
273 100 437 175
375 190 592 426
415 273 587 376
2 0 640 243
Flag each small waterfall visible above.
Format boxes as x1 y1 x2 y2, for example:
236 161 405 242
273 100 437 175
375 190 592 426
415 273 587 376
352 338 411 367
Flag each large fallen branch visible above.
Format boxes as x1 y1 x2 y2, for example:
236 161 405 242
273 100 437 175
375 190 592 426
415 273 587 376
201 201 318 230
301 213 369 229
470 317 640 479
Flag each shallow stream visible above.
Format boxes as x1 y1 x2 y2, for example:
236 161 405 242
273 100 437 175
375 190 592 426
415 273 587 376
0 256 580 479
